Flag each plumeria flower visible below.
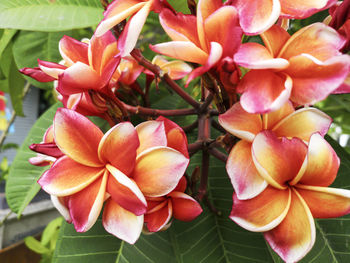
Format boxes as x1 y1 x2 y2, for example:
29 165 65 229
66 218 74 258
37 108 189 244
95 0 173 56
144 176 202 232
20 31 120 97
150 0 242 85
230 0 337 35
219 102 350 262
218 101 332 200
234 23 350 113
149 55 192 80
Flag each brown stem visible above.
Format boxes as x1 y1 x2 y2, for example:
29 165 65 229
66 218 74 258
208 148 228 163
122 102 197 117
130 49 200 109
187 0 197 15
197 149 210 200
188 141 203 156
198 93 214 113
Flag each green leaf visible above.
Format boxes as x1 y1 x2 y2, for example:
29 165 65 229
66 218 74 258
12 30 70 89
25 236 51 255
0 29 17 59
0 0 103 32
41 217 63 247
8 52 25 116
5 102 62 216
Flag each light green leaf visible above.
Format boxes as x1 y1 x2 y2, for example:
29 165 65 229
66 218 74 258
8 52 25 116
25 236 51 255
41 217 63 247
0 29 17 59
5 102 62 216
0 0 103 32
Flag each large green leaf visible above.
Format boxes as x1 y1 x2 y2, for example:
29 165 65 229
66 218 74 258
0 0 103 32
6 102 62 216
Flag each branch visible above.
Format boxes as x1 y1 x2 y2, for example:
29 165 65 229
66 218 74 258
208 148 228 163
122 102 197 117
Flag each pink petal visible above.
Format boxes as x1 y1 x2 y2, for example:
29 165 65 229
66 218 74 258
20 67 57 82
102 198 144 244
218 102 262 142
136 120 167 155
106 164 147 216
263 101 295 130
98 122 139 175
234 43 289 69
144 200 172 232
234 0 281 35
38 156 104 196
168 192 203 221
38 60 66 79
252 131 308 189
280 0 337 19
238 70 292 114
272 107 332 141
54 108 103 167
59 35 89 66
68 172 107 232
226 140 267 200
264 188 315 263
133 146 189 197
230 186 291 232
51 195 71 223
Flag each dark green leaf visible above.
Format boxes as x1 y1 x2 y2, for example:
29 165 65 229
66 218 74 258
8 52 25 116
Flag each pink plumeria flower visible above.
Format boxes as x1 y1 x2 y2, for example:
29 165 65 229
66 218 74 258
95 0 172 56
230 0 337 35
144 177 202 232
234 23 350 114
38 108 189 244
219 102 350 262
150 0 242 85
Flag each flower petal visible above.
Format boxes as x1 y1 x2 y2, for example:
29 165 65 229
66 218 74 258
98 122 139 175
280 0 335 19
286 54 350 105
260 25 290 57
38 60 66 79
102 198 144 244
19 67 57 82
106 164 147 216
160 60 192 80
263 101 295 130
252 131 308 189
264 188 315 263
118 1 152 56
227 140 268 200
68 172 107 232
150 41 208 65
168 192 203 221
95 0 145 37
272 107 332 141
230 186 291 232
58 35 89 66
54 108 104 167
239 70 292 114
144 200 172 232
296 185 350 218
133 146 189 197
156 116 189 158
234 0 281 35
234 43 289 69
38 156 104 196
292 133 339 186
186 42 223 85
279 23 345 60
51 195 71 223
136 120 167 155
218 102 262 142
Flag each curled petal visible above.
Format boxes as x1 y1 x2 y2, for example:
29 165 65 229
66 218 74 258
252 131 307 189
239 70 292 114
160 60 192 80
264 189 315 263
103 198 144 244
68 172 107 232
219 102 262 142
230 186 291 232
54 108 103 167
286 54 350 105
296 185 350 218
234 43 289 70
20 67 57 82
234 0 281 35
291 133 339 186
133 146 189 197
136 120 167 155
106 165 147 216
226 140 267 200
150 41 208 65
272 107 332 141
280 0 337 19
38 156 104 196
168 192 203 221
144 200 172 232
98 122 139 175
59 35 89 66
51 195 71 223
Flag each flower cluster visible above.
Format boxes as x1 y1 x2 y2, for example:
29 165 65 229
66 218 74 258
21 0 350 262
